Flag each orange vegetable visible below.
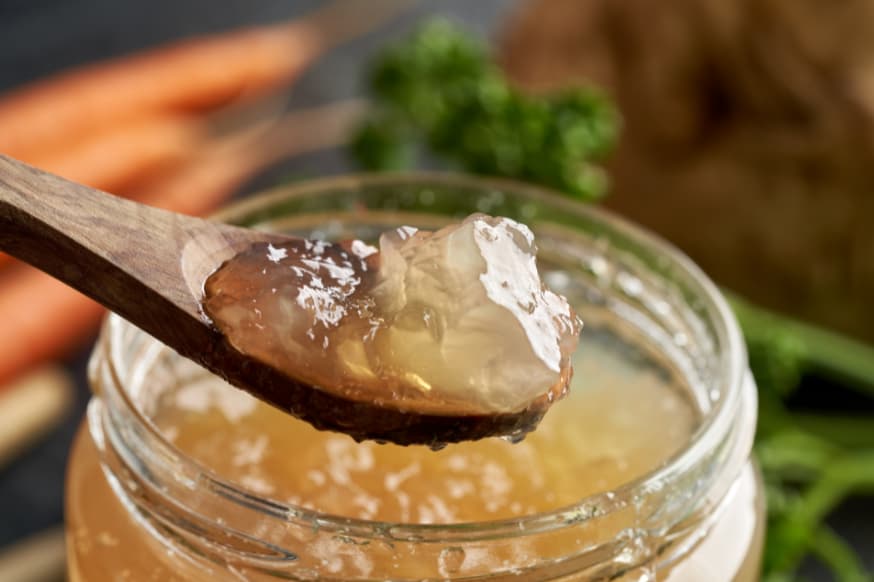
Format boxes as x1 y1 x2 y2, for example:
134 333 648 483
0 266 105 387
0 99 363 388
121 99 366 210
0 115 200 272
25 114 203 192
0 0 401 274
0 196 230 388
0 0 404 160
0 27 306 160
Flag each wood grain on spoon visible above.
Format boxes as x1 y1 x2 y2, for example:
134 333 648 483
0 156 566 446
0 154 278 352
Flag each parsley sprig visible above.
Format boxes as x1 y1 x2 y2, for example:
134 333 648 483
350 20 617 201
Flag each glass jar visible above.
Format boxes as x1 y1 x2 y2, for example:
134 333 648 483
65 174 764 581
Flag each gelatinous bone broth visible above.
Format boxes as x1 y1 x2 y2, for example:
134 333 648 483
203 215 581 420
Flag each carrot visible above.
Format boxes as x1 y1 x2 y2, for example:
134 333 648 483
0 115 200 273
24 114 203 192
0 113 204 274
121 99 366 210
0 0 405 160
0 25 309 159
0 266 105 387
0 163 237 387
0 99 363 388
0 96 362 273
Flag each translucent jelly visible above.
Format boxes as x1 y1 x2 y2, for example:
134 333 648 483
203 215 581 419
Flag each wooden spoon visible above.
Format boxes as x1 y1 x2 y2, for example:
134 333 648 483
0 155 561 446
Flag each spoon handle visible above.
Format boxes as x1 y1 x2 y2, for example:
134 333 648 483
1 154 182 277
0 154 237 348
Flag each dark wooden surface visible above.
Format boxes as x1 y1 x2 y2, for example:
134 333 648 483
0 1 869 579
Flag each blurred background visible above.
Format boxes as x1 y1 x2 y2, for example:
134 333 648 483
0 1 872 580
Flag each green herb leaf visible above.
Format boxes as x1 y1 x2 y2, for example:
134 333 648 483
350 20 617 201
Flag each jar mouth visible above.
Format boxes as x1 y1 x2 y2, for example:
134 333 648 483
96 172 749 543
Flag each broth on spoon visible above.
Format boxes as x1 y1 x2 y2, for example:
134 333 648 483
0 155 580 446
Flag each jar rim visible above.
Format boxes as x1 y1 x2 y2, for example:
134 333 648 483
97 171 749 543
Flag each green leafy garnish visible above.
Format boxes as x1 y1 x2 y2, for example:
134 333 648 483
350 20 617 201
